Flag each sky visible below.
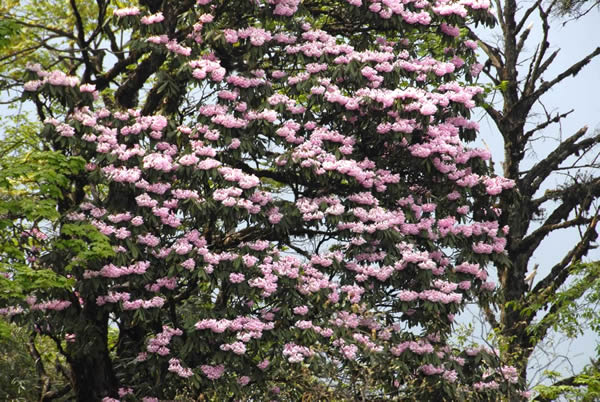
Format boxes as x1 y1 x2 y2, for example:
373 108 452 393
468 5 600 387
475 8 600 274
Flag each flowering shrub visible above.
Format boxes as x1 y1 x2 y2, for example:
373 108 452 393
3 0 526 400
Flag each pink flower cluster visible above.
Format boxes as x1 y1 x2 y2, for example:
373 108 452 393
83 260 149 279
140 12 164 25
96 291 164 310
145 276 177 292
220 341 247 355
29 299 71 312
201 364 225 380
391 340 434 356
283 342 314 363
0 306 24 317
24 69 79 91
190 58 226 82
195 316 275 345
168 358 194 378
147 326 183 356
113 7 140 17
267 0 300 16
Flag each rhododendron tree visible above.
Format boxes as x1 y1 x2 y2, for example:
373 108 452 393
1 0 526 400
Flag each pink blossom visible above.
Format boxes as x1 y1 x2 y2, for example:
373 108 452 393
397 290 419 302
267 207 283 224
293 305 309 315
420 364 445 375
443 369 458 382
143 153 174 171
24 80 42 91
80 83 96 93
114 7 140 17
223 29 238 43
241 254 258 267
474 380 500 391
201 364 225 380
30 299 71 311
118 388 133 397
269 0 300 16
147 35 168 44
229 273 245 283
220 341 246 355
440 23 460 37
257 359 270 370
140 12 164 25
181 258 196 270
520 390 533 399
471 62 484 76
283 342 314 363
472 242 493 254
420 102 437 115
137 233 160 247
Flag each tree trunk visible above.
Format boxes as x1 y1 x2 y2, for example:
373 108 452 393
69 306 118 401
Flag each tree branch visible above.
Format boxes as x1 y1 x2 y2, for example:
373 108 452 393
481 302 499 329
85 0 108 47
531 211 599 297
523 109 573 141
519 216 594 265
522 126 599 196
69 0 94 83
515 0 542 34
523 3 552 97
532 47 600 101
114 51 167 109
468 30 504 72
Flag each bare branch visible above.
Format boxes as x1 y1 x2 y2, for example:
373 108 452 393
470 30 504 72
0 45 41 64
85 0 108 46
523 4 552 97
532 212 600 296
530 360 598 401
515 20 533 56
481 302 499 329
518 215 594 264
515 0 542 34
94 51 142 90
532 46 600 100
523 109 573 141
522 126 600 195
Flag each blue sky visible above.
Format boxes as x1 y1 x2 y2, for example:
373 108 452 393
476 8 600 274
470 6 600 387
